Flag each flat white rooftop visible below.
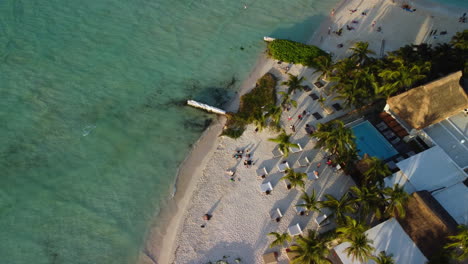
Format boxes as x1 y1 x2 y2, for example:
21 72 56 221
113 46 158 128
333 218 427 264
384 146 466 192
424 112 468 169
432 182 468 225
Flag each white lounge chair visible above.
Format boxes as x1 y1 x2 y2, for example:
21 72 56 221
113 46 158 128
289 143 302 153
314 213 329 226
256 167 268 178
298 157 310 167
295 200 306 215
307 171 319 180
278 162 290 172
288 223 303 236
272 147 284 157
270 208 283 221
260 182 273 194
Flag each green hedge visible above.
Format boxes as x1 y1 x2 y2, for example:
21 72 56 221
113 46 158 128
221 73 277 138
267 39 329 67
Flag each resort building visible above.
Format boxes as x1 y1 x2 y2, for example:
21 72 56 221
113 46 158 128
330 218 428 264
384 71 468 171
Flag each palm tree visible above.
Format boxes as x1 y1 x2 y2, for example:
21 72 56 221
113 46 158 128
332 78 369 109
320 193 356 225
268 232 292 248
281 169 306 189
278 91 298 110
362 156 391 188
451 29 468 50
288 230 331 264
282 74 306 94
265 104 283 129
372 251 395 264
350 186 385 220
296 190 321 215
330 58 358 86
444 225 468 261
313 55 334 81
349 41 375 65
336 216 368 240
252 110 267 131
268 132 298 157
313 120 357 157
383 184 410 218
378 57 431 91
344 232 374 263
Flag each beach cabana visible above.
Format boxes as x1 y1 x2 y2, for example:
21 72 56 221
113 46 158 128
262 252 278 264
289 143 302 153
287 223 303 236
260 182 273 194
256 167 268 178
386 71 467 131
277 162 290 172
272 146 284 157
298 156 310 167
294 200 306 215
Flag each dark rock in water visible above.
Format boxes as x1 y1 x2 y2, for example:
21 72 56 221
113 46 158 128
240 46 244 50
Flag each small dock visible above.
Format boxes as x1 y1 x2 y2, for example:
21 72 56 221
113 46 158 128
187 100 226 115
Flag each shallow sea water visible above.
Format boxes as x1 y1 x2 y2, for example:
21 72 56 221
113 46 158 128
0 0 338 263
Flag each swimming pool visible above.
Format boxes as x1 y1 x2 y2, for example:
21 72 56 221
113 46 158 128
351 121 398 160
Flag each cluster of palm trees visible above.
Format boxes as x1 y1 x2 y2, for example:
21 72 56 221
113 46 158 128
312 30 467 112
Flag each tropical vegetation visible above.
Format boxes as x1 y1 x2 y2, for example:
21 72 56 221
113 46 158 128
288 230 332 264
296 190 321 215
267 39 329 67
268 132 299 157
282 74 307 94
372 251 395 264
343 232 374 263
268 232 292 248
281 168 307 189
222 73 277 138
444 225 468 261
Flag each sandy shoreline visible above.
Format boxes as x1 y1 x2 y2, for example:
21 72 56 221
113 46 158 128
141 0 467 263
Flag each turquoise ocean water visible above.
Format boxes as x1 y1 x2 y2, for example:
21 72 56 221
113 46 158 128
0 0 465 263
0 0 338 263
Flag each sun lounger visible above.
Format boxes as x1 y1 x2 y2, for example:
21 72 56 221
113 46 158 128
286 249 300 260
260 182 273 193
256 167 268 178
278 162 290 172
283 178 292 189
313 81 325 89
295 200 306 215
263 252 278 264
324 106 335 115
383 130 396 139
309 93 319 100
303 85 312 92
314 213 329 226
312 112 323 120
307 171 319 180
390 137 401 144
332 103 342 111
379 112 391 119
288 223 303 236
272 147 284 157
386 120 399 128
396 129 409 138
289 143 302 153
298 157 310 167
376 122 388 131
270 208 283 221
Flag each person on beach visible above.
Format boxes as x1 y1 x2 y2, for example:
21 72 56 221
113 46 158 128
298 114 303 121
326 159 333 166
288 115 292 121
331 9 335 16
317 162 321 168
328 26 331 35
313 170 319 177
371 21 376 28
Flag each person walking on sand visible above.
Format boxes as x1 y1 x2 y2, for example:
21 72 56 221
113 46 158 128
371 21 376 28
331 9 335 16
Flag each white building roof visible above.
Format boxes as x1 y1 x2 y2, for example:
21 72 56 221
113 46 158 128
334 218 427 264
384 146 466 192
432 183 468 225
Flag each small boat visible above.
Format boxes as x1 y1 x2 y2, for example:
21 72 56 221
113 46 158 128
263 36 276 42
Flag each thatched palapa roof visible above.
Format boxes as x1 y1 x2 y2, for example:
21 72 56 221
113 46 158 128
387 71 468 130
397 191 459 259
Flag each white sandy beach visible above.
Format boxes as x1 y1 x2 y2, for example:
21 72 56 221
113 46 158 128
141 0 468 263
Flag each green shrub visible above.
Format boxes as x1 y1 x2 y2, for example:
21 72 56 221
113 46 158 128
267 39 329 67
221 73 277 138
